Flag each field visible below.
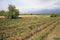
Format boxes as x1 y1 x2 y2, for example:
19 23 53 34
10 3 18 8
0 15 60 40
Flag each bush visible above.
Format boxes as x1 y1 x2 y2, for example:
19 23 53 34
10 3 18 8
0 10 6 16
6 5 19 19
50 14 60 17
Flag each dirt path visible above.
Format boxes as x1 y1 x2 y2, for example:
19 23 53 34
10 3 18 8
21 19 59 40
45 22 60 40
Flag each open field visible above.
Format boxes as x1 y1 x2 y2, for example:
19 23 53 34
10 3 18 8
0 16 5 18
18 15 50 18
0 15 60 40
0 14 50 18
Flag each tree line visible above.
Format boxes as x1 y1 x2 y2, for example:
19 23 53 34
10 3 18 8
0 5 19 19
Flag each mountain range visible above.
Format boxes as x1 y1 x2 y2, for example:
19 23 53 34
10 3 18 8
21 8 60 14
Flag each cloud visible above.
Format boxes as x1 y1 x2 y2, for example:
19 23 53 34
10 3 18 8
39 0 53 2
0 0 9 11
54 1 60 5
0 0 60 13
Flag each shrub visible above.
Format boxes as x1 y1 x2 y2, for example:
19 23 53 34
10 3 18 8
6 5 19 19
50 14 60 17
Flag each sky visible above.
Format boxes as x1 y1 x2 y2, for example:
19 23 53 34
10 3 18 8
0 0 60 13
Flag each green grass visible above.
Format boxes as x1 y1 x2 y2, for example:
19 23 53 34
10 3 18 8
0 15 60 40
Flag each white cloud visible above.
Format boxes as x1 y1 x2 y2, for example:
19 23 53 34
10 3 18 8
0 0 9 11
0 0 60 12
18 0 58 12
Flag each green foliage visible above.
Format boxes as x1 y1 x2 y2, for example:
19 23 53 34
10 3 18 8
50 14 60 17
0 5 19 19
6 5 19 19
0 10 6 16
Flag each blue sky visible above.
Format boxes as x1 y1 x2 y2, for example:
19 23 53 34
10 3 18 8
0 0 60 13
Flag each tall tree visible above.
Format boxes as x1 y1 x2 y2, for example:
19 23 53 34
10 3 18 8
6 5 19 19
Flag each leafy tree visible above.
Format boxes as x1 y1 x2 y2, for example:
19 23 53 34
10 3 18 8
0 10 5 16
6 5 19 19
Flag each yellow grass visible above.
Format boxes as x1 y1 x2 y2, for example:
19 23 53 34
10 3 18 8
0 15 50 18
0 16 5 18
18 15 50 18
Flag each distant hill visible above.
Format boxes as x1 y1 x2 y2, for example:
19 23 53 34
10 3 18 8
21 8 60 14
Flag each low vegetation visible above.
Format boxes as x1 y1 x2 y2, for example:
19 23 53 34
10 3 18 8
0 5 19 19
0 5 60 40
0 16 60 40
50 14 60 17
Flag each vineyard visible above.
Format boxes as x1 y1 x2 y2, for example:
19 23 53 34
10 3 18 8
0 15 60 40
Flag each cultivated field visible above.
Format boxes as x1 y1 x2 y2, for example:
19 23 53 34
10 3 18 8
0 15 60 40
18 15 50 18
0 14 50 18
